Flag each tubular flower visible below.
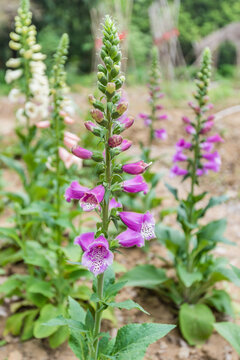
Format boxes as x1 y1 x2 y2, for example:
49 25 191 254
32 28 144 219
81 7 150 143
65 182 105 212
72 146 93 159
122 161 151 175
155 129 167 140
74 233 113 276
117 211 155 247
122 175 148 194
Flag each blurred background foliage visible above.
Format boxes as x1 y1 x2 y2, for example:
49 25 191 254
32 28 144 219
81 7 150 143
1 0 240 82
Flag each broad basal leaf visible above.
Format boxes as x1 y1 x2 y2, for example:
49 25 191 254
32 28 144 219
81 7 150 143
121 264 167 289
179 303 215 345
214 322 240 355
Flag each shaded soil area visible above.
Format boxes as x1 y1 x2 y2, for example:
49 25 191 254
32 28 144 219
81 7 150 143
0 86 240 360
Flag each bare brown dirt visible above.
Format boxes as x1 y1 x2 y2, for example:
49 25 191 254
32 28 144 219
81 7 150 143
0 86 240 360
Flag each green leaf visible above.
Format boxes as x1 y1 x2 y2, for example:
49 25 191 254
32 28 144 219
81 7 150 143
0 154 26 185
4 310 34 336
179 303 215 345
34 304 62 339
111 323 175 359
203 194 229 215
0 227 22 248
212 266 240 287
121 265 167 289
49 326 69 349
105 281 127 299
197 219 232 244
205 289 233 316
214 322 240 355
165 182 178 200
177 264 202 287
0 277 22 296
68 296 86 323
69 329 88 360
44 316 87 332
21 309 39 341
28 280 55 299
155 224 185 255
107 300 149 315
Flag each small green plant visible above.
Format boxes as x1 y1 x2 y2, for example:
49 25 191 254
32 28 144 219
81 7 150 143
122 48 240 345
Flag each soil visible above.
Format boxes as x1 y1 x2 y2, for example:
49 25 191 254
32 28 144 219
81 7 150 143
0 86 240 360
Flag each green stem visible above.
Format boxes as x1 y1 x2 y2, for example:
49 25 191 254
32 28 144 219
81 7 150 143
54 94 61 245
92 90 112 359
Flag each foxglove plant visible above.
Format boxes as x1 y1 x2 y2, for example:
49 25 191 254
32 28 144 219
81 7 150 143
139 46 167 161
45 16 174 360
123 48 240 346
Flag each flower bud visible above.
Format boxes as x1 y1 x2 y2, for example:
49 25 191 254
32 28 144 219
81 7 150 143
116 102 128 116
6 58 21 68
122 161 151 175
88 94 96 104
72 146 93 159
108 135 123 148
111 65 120 78
10 32 20 41
97 72 107 85
9 40 21 51
36 120 51 129
84 121 102 137
90 109 104 123
106 82 116 94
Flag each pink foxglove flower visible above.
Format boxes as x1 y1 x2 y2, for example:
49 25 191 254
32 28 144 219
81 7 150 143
155 129 167 140
72 146 93 159
170 165 188 177
36 120 50 128
200 141 213 152
157 114 168 121
58 147 82 170
206 134 224 143
122 161 151 175
74 233 113 276
117 211 155 247
182 116 191 124
118 139 132 152
85 121 98 132
185 125 196 135
109 198 122 211
173 151 188 162
116 116 134 130
65 182 105 211
176 139 192 150
64 115 75 125
200 120 214 134
122 175 148 194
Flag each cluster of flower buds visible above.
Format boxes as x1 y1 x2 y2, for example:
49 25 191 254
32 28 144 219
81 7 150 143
65 16 155 276
38 33 81 170
138 47 167 143
6 0 49 124
171 48 224 179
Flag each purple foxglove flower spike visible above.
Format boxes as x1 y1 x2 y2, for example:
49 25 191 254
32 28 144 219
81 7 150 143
119 211 155 241
155 129 167 140
173 151 188 162
72 146 93 159
170 165 188 177
122 175 149 194
80 185 105 211
65 181 89 202
122 160 151 175
75 233 113 276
